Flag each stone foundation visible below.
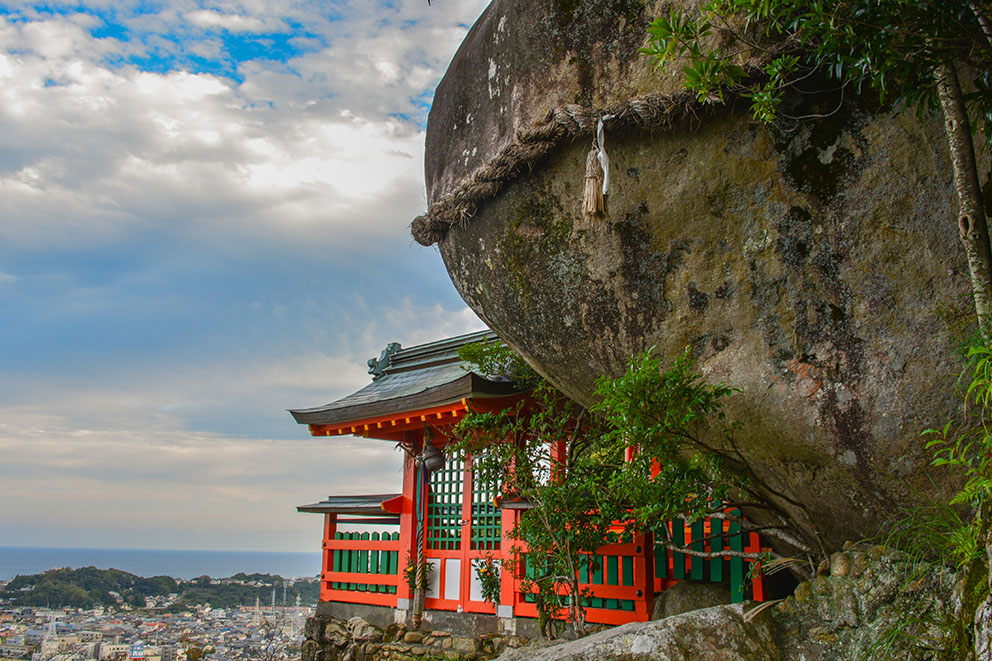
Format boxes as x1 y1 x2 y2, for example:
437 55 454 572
302 613 529 661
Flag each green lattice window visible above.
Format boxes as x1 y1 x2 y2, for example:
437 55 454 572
427 457 464 550
471 470 501 551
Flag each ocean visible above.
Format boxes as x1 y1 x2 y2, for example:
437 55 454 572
0 547 321 581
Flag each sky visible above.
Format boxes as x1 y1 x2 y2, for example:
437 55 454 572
0 0 491 553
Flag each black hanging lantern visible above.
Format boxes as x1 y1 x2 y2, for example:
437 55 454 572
422 441 445 472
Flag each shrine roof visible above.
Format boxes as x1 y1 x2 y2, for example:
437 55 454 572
296 493 402 516
288 329 521 427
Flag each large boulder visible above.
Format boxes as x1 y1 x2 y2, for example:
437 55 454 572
422 0 985 549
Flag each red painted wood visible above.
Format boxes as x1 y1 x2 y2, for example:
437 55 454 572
583 607 648 626
633 533 653 619
321 588 397 608
500 508 519 613
397 436 418 601
380 494 404 514
320 514 338 603
323 571 398 585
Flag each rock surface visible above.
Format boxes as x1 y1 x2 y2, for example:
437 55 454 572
497 603 780 661
301 549 957 660
491 546 956 660
770 546 957 659
651 579 731 621
425 0 985 550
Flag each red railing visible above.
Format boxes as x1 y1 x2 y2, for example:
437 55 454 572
320 531 401 608
509 535 654 626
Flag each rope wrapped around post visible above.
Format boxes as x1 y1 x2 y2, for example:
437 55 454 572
411 88 716 247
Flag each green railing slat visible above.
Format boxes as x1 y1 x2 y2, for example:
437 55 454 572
710 518 723 582
690 520 704 580
621 555 634 587
605 555 619 610
389 533 399 593
672 522 685 580
370 532 381 592
591 554 604 609
359 532 370 592
332 532 342 590
655 544 667 580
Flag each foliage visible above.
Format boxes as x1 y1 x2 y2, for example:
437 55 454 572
925 344 992 570
457 337 541 389
402 554 433 593
591 348 815 567
640 0 991 127
474 554 501 606
591 349 738 528
453 341 815 636
453 340 617 636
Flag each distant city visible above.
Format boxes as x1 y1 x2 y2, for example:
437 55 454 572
0 549 321 583
0 568 318 661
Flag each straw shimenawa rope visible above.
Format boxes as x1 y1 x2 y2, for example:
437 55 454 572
411 88 717 247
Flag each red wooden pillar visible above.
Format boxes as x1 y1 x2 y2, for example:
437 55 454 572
499 507 519 615
397 432 420 602
631 532 654 620
747 532 765 602
320 513 338 602
550 439 566 481
460 455 475 608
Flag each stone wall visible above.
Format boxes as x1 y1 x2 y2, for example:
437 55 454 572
301 614 528 661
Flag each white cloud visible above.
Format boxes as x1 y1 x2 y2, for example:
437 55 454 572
0 7 484 251
183 10 274 33
0 0 494 552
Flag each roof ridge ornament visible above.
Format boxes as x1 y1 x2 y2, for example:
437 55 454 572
368 342 402 380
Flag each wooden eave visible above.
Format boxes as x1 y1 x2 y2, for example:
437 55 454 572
305 393 525 441
296 493 403 516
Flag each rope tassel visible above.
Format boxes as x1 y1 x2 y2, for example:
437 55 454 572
583 146 605 218
583 117 611 220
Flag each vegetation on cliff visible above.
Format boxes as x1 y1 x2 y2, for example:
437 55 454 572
452 340 815 637
641 0 992 334
0 567 318 610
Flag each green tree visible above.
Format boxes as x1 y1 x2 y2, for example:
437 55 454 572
453 342 816 636
642 0 992 335
452 340 618 637
590 349 816 576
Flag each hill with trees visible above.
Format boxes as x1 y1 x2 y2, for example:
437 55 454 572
0 567 318 610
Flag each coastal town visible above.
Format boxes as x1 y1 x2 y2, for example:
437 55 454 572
0 576 316 661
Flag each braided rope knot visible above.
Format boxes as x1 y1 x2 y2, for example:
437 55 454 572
411 88 731 247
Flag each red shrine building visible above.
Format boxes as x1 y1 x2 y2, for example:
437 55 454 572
292 330 766 631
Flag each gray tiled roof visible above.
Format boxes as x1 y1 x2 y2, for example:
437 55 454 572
296 493 401 515
289 329 519 426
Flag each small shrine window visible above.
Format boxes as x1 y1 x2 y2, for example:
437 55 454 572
427 457 465 550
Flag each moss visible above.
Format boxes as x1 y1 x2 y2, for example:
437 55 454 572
500 184 572 310
772 76 877 203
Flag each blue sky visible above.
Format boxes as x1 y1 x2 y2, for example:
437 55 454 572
0 0 490 552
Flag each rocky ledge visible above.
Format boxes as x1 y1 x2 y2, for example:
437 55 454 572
303 545 960 660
